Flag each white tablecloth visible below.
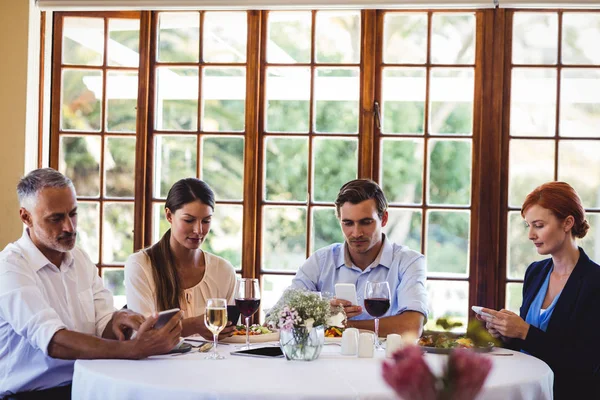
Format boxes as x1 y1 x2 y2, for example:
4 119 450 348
72 344 553 400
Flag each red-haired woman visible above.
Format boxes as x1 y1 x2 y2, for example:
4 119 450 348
478 182 600 399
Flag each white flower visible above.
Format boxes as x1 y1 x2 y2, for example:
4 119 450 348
305 318 315 333
326 311 345 328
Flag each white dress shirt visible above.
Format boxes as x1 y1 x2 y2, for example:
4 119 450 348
0 230 115 396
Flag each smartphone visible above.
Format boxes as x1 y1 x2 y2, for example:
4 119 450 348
335 283 358 305
227 305 241 325
230 346 284 358
471 306 494 318
154 308 181 329
168 341 192 354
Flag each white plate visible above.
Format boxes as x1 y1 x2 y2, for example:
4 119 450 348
222 331 280 344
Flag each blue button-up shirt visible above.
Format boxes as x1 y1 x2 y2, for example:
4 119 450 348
290 236 429 320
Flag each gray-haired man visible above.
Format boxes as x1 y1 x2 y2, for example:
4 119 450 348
0 168 182 399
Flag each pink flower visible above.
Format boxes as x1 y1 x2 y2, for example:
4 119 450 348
382 346 437 400
382 346 492 400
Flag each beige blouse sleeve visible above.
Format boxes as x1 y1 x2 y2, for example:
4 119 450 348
124 251 157 317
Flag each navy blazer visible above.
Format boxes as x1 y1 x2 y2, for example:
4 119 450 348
508 247 600 399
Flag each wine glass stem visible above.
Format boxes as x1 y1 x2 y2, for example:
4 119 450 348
245 316 250 348
374 317 380 347
213 333 218 358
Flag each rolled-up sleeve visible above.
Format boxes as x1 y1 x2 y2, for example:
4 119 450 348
0 268 66 356
395 255 429 319
291 253 321 291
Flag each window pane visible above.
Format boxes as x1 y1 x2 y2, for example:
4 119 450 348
102 202 134 264
203 12 247 63
102 268 126 309
105 136 136 198
315 11 360 64
262 206 307 271
60 135 101 197
506 282 523 314
314 68 359 133
63 17 104 66
512 12 558 65
385 209 422 252
381 138 424 205
156 67 198 131
267 12 311 63
265 67 310 132
76 201 99 264
508 139 554 207
157 12 199 63
425 280 468 332
312 138 357 202
265 137 308 202
154 135 197 198
382 68 425 135
107 18 140 67
261 274 294 320
61 69 102 132
202 67 245 132
558 141 600 209
106 71 138 133
201 136 244 201
383 13 427 64
429 68 473 135
431 13 475 65
510 68 556 137
428 139 472 206
311 207 344 254
426 210 470 275
203 205 243 269
562 13 600 65
560 69 600 138
152 202 168 243
507 211 544 279
580 213 600 262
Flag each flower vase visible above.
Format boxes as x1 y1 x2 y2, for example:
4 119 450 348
279 325 324 361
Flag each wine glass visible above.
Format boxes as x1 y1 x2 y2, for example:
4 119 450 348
364 281 391 349
204 298 228 360
234 278 261 350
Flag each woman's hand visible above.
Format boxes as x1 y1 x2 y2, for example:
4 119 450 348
194 316 235 340
479 308 530 340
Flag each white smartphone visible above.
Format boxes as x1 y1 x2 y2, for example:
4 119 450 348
471 306 494 318
335 283 358 305
154 308 181 329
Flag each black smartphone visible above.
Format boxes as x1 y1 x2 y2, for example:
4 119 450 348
168 342 192 354
230 346 284 358
227 305 241 325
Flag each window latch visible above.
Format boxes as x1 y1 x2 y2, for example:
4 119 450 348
373 101 382 131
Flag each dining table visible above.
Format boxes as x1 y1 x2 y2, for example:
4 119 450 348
72 340 554 399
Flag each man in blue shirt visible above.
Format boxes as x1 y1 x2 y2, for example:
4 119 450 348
291 179 428 336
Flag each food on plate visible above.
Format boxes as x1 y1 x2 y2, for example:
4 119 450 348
418 334 476 349
233 324 272 336
325 326 345 338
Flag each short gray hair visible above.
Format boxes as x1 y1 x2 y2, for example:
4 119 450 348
17 168 74 209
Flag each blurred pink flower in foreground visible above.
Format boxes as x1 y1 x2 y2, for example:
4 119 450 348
382 346 492 400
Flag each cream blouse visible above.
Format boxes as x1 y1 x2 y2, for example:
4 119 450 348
124 250 236 318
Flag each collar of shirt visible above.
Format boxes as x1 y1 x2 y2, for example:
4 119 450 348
337 234 392 271
18 229 75 272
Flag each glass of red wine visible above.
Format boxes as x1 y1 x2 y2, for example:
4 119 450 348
364 281 391 349
234 278 261 350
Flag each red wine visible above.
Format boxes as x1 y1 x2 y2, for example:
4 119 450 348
235 298 261 317
364 298 390 317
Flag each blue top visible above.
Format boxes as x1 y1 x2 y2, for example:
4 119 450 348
525 266 562 332
290 235 429 320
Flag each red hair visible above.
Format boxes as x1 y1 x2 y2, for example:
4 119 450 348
521 181 589 238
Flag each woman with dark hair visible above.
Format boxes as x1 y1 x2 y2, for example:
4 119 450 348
478 182 600 399
125 178 236 339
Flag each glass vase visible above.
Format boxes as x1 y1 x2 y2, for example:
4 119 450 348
279 325 324 361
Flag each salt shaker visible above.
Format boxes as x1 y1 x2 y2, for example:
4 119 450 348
340 328 359 356
357 332 375 358
385 333 403 358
